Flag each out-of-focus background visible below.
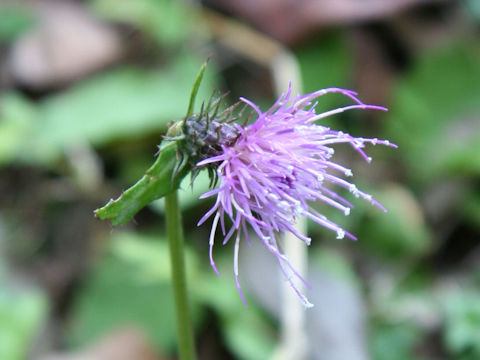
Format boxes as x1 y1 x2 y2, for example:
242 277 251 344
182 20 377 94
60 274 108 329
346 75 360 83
0 0 479 359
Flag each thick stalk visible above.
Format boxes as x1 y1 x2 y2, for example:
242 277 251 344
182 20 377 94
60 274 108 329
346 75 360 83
165 191 196 360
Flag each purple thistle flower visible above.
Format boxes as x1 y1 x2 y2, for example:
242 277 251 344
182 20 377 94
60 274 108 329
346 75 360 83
196 86 397 307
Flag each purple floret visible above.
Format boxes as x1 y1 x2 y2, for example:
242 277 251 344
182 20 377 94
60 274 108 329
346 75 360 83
197 86 397 307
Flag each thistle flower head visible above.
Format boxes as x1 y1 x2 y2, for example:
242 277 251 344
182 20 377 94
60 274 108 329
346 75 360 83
180 94 241 165
164 93 243 185
197 86 397 307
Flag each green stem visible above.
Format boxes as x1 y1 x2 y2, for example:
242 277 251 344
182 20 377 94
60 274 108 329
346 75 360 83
165 191 196 360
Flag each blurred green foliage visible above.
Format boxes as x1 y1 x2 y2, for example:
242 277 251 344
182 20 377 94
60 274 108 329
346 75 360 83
298 33 353 117
311 247 359 286
298 33 352 93
151 170 211 213
0 5 35 42
68 231 201 351
371 322 425 360
444 292 480 359
0 55 216 167
463 189 480 231
90 0 194 46
386 41 480 181
465 0 480 21
0 253 47 360
0 288 47 360
361 185 432 259
195 256 276 360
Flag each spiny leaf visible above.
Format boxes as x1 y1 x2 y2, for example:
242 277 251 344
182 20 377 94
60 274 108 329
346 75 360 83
95 142 190 225
186 60 208 118
95 61 211 225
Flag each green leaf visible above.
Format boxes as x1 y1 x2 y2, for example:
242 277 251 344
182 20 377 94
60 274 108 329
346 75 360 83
95 141 190 225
